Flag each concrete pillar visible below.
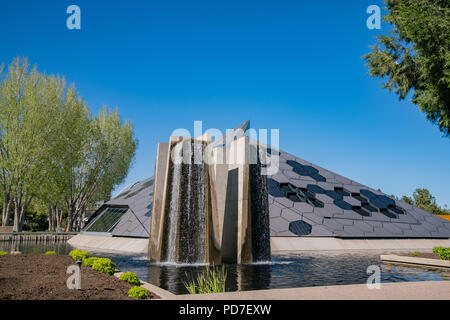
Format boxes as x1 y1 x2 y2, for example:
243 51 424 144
148 142 170 262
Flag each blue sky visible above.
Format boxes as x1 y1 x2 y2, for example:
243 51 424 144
1 1 449 206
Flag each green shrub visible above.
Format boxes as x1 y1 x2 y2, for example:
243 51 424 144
432 246 450 260
82 256 99 267
0 251 8 256
119 272 141 286
128 286 149 299
45 251 56 255
433 246 444 254
91 258 116 275
412 251 419 257
184 265 227 294
438 248 450 260
69 249 90 261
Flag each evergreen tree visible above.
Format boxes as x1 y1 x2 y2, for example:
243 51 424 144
363 0 450 136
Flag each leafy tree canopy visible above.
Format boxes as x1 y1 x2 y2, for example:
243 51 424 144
0 56 137 231
401 188 450 215
363 0 450 136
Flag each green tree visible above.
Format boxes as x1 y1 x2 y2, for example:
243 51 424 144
0 56 137 231
0 57 56 231
363 0 450 136
61 106 137 231
402 188 450 215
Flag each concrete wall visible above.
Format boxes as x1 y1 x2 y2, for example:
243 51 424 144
68 234 148 254
271 236 450 251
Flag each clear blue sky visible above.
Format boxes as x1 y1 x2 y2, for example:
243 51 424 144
1 1 449 206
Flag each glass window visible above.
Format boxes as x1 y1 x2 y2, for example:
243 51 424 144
84 206 128 233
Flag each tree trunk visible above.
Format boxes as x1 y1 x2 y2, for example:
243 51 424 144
66 203 75 232
2 198 12 226
56 206 63 231
77 207 86 231
18 205 26 232
48 207 52 232
13 203 20 232
12 195 28 232
48 206 56 232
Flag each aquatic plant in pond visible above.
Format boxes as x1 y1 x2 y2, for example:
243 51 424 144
184 264 227 294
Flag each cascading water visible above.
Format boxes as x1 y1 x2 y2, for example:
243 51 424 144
249 145 271 262
162 139 207 264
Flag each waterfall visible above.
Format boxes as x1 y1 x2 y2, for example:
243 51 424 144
162 139 207 264
165 159 182 263
249 145 271 262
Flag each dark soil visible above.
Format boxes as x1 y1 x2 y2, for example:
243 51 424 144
399 252 442 260
0 254 157 300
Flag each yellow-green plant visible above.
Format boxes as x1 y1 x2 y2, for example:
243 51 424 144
69 249 90 261
119 272 141 286
184 265 227 294
433 246 444 254
128 286 149 299
45 251 56 255
0 251 8 256
82 256 99 267
91 257 116 275
432 246 450 260
438 248 450 260
412 251 419 257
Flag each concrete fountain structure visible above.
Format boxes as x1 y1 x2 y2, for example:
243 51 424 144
148 122 271 264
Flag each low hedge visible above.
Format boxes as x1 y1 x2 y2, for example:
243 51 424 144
128 286 149 299
82 256 99 267
433 246 445 254
69 249 90 261
91 258 116 275
432 246 450 260
119 272 141 286
45 251 56 255
0 251 7 256
438 248 450 260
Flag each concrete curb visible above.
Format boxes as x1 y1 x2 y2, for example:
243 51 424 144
380 254 450 269
113 271 176 299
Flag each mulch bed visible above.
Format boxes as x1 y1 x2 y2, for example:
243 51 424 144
0 254 157 300
399 252 442 260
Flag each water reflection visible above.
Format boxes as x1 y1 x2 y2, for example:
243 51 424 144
1 241 449 295
0 240 72 255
